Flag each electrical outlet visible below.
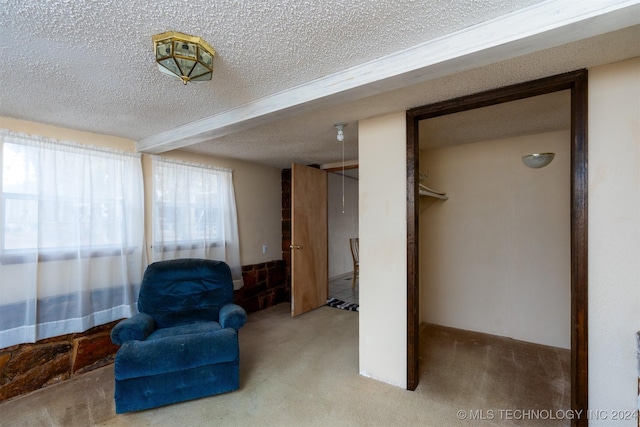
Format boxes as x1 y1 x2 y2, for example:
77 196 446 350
262 245 268 254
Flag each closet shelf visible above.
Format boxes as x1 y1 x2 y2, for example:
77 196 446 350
419 184 448 200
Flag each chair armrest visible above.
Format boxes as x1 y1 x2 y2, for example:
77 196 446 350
219 303 247 331
111 313 155 345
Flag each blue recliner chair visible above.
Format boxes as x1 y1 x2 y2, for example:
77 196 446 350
110 258 247 413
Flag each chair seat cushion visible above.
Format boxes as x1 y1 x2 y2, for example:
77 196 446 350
146 320 221 341
114 328 238 381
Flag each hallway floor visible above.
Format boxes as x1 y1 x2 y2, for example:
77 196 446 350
329 272 359 305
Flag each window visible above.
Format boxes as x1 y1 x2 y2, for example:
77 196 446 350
153 160 221 250
0 130 146 348
152 156 243 288
2 141 131 257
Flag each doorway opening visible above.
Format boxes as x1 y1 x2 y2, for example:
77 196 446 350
287 163 360 316
326 166 359 308
418 90 572 410
406 70 588 424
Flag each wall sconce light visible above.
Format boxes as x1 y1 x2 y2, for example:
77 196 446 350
152 31 215 84
522 153 554 168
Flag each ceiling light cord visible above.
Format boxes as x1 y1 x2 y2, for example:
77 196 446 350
342 134 345 214
335 123 347 214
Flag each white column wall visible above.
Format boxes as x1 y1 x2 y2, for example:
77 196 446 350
358 112 407 388
588 58 640 426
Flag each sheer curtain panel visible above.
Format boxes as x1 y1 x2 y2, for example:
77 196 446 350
0 130 146 348
152 156 243 289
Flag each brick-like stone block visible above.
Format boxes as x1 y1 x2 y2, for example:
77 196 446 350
274 286 291 304
243 283 268 299
234 296 261 314
3 343 72 380
0 353 11 384
281 218 291 234
259 291 277 310
282 209 290 220
257 268 267 283
267 267 286 288
242 269 258 289
73 332 119 374
0 352 71 401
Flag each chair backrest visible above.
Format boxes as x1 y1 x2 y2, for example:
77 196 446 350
350 238 359 263
137 258 234 329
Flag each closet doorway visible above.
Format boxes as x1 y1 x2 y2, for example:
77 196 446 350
406 70 588 424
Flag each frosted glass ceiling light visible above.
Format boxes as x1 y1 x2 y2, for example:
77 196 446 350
152 31 215 85
522 152 554 168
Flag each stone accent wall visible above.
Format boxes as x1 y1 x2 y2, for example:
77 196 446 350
281 168 292 285
0 321 119 402
234 260 290 313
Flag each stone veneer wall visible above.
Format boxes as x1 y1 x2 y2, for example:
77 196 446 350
281 168 292 285
234 260 290 313
0 321 120 402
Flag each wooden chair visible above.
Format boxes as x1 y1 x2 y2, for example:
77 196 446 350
349 238 359 288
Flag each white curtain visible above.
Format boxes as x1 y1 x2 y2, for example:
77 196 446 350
0 130 146 348
152 156 243 289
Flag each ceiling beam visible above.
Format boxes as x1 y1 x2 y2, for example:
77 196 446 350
136 0 640 154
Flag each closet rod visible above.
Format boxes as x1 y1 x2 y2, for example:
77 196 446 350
419 184 448 200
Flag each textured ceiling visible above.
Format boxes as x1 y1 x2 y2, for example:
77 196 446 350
1 1 639 168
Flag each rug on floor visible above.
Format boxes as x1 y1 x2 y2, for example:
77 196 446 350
327 298 359 312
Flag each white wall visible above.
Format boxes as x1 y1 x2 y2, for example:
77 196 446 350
358 59 640 415
420 131 571 349
358 112 407 388
588 58 640 426
328 171 359 278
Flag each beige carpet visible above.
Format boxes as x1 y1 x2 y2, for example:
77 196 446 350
0 303 570 426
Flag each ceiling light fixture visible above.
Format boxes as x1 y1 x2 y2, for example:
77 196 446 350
335 123 346 142
522 152 555 168
152 31 216 85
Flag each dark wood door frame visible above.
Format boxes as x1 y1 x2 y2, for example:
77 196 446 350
406 70 588 425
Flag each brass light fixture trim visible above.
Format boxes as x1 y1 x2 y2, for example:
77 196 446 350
152 31 215 85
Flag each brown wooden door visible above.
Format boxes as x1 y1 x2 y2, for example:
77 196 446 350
290 163 328 317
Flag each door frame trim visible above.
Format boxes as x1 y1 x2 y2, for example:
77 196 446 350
406 69 588 425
